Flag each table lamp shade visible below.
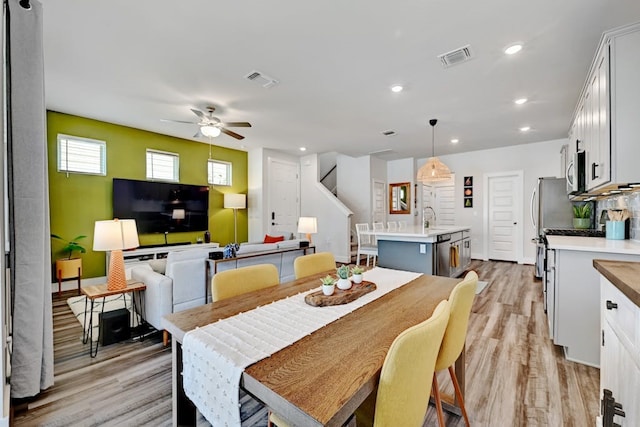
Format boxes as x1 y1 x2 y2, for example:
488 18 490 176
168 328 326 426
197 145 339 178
224 193 246 209
172 209 186 220
93 219 139 290
297 217 317 243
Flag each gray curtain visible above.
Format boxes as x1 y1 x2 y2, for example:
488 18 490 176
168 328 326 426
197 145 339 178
6 0 54 398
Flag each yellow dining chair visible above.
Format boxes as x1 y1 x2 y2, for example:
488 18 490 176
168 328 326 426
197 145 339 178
211 264 279 302
432 270 478 427
293 251 336 279
271 300 451 427
355 299 451 427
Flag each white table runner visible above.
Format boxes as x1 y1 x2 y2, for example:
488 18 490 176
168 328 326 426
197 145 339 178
182 267 422 426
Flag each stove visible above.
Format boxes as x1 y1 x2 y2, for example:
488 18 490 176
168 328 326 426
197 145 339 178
543 228 605 237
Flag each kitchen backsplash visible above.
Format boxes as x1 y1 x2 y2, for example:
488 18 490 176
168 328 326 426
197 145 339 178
596 192 640 240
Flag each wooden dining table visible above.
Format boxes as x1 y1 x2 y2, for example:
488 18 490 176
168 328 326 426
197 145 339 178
163 268 464 427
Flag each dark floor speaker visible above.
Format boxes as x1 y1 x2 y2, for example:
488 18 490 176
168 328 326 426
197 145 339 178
99 308 131 346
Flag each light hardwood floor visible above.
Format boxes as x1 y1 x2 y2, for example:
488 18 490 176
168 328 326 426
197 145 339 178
13 260 599 426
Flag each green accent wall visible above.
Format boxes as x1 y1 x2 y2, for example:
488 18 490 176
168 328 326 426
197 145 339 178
47 111 248 279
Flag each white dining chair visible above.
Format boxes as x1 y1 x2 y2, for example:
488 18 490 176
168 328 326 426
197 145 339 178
355 223 378 267
372 222 385 232
387 221 398 231
398 221 408 231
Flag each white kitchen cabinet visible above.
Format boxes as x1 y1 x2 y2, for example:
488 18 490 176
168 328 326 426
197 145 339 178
552 248 640 367
600 277 640 426
570 23 640 194
543 248 556 339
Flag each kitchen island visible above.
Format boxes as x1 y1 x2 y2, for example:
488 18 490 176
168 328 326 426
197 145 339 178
374 225 471 277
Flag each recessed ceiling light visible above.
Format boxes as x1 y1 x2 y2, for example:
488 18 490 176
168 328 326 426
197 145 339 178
504 44 523 55
519 126 531 132
299 147 306 151
451 139 459 144
514 98 528 105
391 85 403 93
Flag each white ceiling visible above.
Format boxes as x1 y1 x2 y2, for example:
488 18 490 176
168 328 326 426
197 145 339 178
40 1 640 160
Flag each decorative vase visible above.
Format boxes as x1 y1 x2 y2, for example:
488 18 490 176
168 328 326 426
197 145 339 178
352 274 363 284
322 284 335 296
573 218 591 229
337 278 352 290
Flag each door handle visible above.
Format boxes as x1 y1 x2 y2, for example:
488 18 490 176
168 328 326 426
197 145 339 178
592 162 599 180
606 300 618 310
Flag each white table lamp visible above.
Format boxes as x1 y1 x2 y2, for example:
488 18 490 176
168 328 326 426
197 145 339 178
224 193 246 244
297 217 317 243
93 219 139 290
171 208 186 220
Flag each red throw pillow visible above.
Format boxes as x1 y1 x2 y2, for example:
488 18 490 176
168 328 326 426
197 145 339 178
263 234 285 244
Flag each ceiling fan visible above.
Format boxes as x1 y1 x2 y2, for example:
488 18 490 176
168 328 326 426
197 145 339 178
162 106 251 140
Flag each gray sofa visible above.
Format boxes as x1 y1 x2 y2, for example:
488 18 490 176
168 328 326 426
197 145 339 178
134 240 311 343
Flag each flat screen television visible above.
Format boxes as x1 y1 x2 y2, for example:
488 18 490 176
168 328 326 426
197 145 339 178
113 178 209 234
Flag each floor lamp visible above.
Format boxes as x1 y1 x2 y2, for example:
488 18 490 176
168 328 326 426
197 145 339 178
224 194 246 244
93 219 139 291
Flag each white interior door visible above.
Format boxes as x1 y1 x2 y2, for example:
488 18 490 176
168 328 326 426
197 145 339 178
422 174 455 226
372 180 385 224
485 172 523 262
267 159 299 238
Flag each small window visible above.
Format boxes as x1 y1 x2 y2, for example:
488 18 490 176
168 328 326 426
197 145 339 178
57 134 106 176
208 159 232 186
147 149 179 182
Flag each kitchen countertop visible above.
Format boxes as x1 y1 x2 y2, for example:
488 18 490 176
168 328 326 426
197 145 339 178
593 259 640 308
372 225 471 243
546 235 640 254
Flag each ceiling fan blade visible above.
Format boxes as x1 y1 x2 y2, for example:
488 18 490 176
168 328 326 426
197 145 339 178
220 128 245 140
161 119 199 124
190 108 205 119
222 122 252 128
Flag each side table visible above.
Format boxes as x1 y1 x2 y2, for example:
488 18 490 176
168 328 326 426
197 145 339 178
81 280 147 357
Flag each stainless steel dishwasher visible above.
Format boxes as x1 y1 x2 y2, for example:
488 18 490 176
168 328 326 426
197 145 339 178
435 232 463 277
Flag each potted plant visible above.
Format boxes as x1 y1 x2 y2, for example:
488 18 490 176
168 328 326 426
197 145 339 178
336 264 352 290
351 265 364 284
572 204 592 229
320 275 336 296
51 233 87 295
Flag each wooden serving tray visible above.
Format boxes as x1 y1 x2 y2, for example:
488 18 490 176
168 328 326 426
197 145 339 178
305 281 377 307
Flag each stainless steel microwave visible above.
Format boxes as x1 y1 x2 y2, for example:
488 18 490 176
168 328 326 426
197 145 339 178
566 150 586 195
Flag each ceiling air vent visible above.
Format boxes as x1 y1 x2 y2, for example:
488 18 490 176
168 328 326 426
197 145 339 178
381 130 396 136
244 70 279 88
438 45 473 67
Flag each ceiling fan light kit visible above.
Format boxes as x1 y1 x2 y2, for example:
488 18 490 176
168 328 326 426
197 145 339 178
201 125 221 138
417 118 452 183
163 106 251 140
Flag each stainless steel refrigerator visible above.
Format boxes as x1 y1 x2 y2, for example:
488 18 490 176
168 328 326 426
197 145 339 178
530 177 573 279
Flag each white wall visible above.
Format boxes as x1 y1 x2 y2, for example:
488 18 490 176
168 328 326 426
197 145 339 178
337 154 370 228
418 138 567 262
387 158 417 224
300 154 353 263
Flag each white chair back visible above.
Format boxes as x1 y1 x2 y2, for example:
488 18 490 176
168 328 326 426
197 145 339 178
372 222 385 232
387 221 398 231
398 221 407 231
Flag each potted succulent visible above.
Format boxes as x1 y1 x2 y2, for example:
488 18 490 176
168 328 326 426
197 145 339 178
572 204 592 229
351 265 364 284
336 264 352 290
51 233 87 294
320 275 336 296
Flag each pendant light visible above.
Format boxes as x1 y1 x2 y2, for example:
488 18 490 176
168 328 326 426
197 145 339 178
417 118 452 183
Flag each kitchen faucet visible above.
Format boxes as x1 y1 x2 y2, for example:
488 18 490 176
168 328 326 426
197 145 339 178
423 206 436 229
